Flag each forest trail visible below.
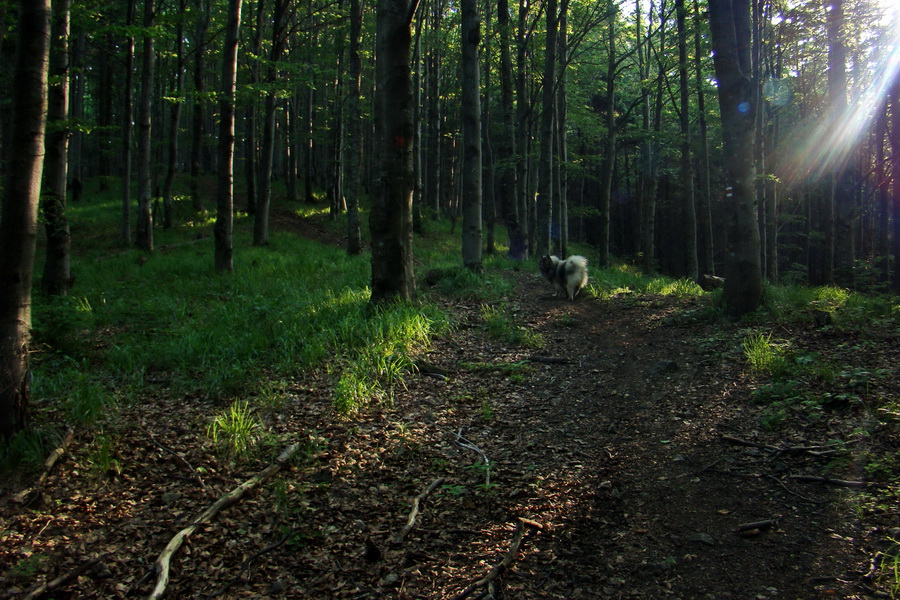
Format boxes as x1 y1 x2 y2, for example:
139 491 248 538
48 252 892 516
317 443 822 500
0 243 882 599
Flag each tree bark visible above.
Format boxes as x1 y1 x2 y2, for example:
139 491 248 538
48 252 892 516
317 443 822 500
370 0 418 302
121 0 136 245
214 0 243 272
535 0 558 258
676 0 698 281
162 0 187 230
135 0 156 252
708 0 764 318
189 0 209 214
461 0 482 271
41 0 73 296
0 0 50 440
254 0 291 247
345 0 364 254
497 0 523 259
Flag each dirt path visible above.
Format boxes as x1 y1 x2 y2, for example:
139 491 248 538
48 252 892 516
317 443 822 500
398 270 863 600
0 264 879 599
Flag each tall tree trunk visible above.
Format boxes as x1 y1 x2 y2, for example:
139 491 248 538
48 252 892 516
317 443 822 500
254 0 290 247
345 0 364 254
556 3 569 258
708 0 763 318
121 0 136 245
135 0 156 252
692 0 715 276
825 0 854 285
244 0 265 216
535 0 558 258
515 0 531 257
214 0 243 272
0 0 50 440
597 1 616 267
461 0 482 270
371 0 418 302
190 0 209 214
676 0 698 281
497 0 522 260
41 0 72 296
889 77 900 292
162 0 187 230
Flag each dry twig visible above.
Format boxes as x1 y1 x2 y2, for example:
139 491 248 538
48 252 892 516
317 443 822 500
147 443 299 600
395 477 445 542
12 427 75 505
450 518 543 600
22 553 108 600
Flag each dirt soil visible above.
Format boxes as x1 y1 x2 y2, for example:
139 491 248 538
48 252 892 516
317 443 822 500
2 214 897 599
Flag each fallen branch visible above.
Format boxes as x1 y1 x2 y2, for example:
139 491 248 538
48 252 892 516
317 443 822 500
450 518 543 600
395 477 445 542
22 553 107 600
721 434 848 456
456 429 490 488
788 474 871 488
737 519 778 532
13 427 76 504
147 443 300 600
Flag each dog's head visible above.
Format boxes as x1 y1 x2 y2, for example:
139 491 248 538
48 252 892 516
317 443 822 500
539 255 558 279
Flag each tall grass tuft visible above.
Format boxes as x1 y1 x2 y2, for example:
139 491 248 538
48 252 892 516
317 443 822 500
206 400 265 458
741 331 787 376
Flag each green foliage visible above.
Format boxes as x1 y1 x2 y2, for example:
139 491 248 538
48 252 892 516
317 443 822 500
741 331 788 376
0 427 55 474
480 304 545 348
86 433 122 479
5 553 50 584
583 263 704 301
206 400 265 458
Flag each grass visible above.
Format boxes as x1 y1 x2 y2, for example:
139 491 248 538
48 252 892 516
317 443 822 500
206 400 265 458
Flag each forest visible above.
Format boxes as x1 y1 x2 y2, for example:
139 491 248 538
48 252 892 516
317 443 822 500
1 0 900 598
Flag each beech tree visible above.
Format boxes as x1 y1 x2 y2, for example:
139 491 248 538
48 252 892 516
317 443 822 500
460 0 482 270
41 0 73 296
0 0 51 440
370 0 418 302
214 0 243 272
708 0 764 317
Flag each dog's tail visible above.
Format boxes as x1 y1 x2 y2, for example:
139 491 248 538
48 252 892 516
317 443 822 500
568 255 588 270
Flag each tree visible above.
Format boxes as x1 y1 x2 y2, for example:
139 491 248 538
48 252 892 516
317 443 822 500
535 0 558 258
0 0 51 440
708 0 763 317
345 0 364 255
214 0 243 272
41 0 73 296
497 0 524 259
370 0 418 302
675 0 698 281
121 0 136 245
460 0 482 271
135 0 156 252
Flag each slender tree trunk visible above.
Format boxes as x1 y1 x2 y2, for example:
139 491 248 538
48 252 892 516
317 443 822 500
515 0 531 257
676 0 698 281
708 0 763 317
0 0 50 440
41 0 72 296
135 0 156 252
825 0 854 285
214 0 242 272
254 0 290 246
121 0 136 245
345 0 364 254
190 0 209 214
461 0 482 270
597 1 616 267
889 77 900 292
535 0 558 258
244 0 265 216
692 0 714 276
497 0 522 260
556 4 568 258
162 0 187 230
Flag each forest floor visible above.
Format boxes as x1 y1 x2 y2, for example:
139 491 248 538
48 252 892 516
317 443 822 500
2 211 899 599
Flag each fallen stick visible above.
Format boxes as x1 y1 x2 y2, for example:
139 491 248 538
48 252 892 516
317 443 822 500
12 427 76 504
721 434 848 456
737 519 777 532
395 477 445 542
455 429 490 488
450 518 543 600
788 474 871 488
147 443 299 600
